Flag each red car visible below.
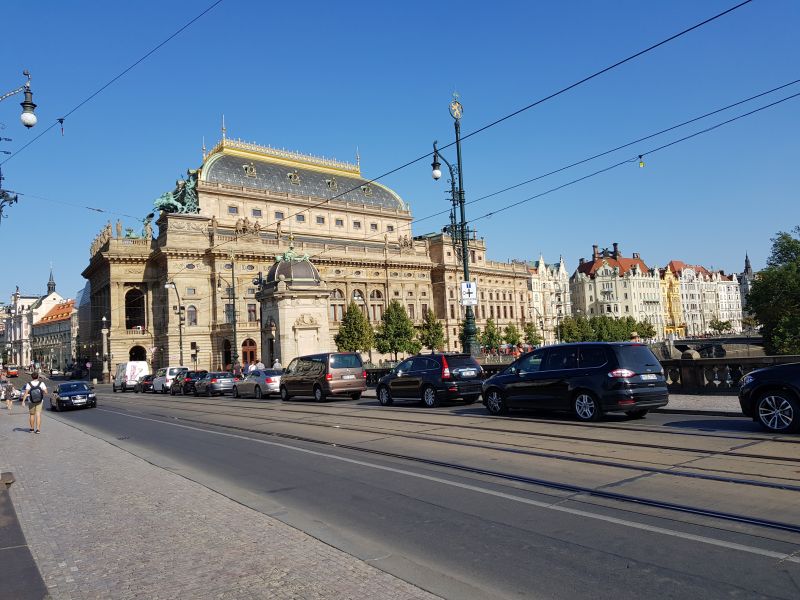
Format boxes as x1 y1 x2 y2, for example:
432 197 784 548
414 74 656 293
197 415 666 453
6 366 19 378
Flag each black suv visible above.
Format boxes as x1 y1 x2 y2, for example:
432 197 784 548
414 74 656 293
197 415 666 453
376 353 483 408
738 362 800 433
173 370 208 395
482 342 668 421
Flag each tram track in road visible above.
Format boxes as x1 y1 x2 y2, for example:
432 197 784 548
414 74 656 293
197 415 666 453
105 393 800 465
100 395 800 493
92 403 800 539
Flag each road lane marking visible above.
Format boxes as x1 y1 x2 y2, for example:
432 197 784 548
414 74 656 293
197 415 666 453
93 407 800 564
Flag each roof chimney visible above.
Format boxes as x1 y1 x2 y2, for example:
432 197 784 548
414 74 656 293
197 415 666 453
632 252 640 259
592 244 599 259
579 257 585 265
612 242 619 259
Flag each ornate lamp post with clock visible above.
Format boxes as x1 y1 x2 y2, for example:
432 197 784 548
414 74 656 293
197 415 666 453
431 94 479 357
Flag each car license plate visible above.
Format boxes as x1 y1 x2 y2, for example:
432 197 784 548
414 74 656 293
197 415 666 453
461 369 477 377
641 374 657 380
73 397 86 403
342 374 355 380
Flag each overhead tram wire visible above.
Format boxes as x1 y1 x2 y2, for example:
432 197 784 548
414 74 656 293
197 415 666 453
203 0 757 247
465 90 800 227
303 77 800 262
0 0 225 167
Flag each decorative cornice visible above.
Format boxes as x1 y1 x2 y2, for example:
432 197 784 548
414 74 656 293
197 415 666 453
206 138 360 175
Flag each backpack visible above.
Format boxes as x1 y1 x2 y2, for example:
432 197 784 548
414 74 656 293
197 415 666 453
28 381 44 404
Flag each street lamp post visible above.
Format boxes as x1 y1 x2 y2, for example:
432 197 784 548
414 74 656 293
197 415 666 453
101 316 109 383
431 94 479 357
164 282 185 366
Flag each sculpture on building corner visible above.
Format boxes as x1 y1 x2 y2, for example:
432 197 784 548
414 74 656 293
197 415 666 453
153 169 200 214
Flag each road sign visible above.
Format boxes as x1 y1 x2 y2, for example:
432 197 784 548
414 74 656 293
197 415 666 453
460 281 478 306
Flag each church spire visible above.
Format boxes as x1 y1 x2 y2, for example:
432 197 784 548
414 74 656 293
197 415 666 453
744 252 752 276
47 266 56 294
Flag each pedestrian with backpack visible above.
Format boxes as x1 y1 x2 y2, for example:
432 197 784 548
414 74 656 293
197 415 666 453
22 372 47 434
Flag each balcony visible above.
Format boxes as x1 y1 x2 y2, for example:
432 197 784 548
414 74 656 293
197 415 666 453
124 327 150 335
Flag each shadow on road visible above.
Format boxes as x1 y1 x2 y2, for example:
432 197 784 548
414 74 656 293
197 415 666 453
661 418 762 433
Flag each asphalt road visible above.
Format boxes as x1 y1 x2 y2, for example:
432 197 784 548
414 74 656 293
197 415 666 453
40 384 800 599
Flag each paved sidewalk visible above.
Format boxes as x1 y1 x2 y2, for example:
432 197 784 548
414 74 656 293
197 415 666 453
655 394 742 417
0 408 440 600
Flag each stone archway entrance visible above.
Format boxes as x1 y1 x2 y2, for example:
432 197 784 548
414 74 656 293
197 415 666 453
241 338 257 365
129 345 146 361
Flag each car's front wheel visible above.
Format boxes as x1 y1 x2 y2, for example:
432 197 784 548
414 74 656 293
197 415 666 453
757 391 800 433
377 386 393 406
484 389 508 415
280 386 291 401
421 386 440 408
573 391 602 422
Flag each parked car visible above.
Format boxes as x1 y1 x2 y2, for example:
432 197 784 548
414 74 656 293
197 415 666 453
739 362 800 433
135 374 155 393
194 372 238 396
173 370 208 395
113 361 150 393
233 369 282 399
50 368 61 377
50 381 97 411
152 366 188 393
279 353 366 402
482 342 669 421
376 354 483 408
6 366 19 378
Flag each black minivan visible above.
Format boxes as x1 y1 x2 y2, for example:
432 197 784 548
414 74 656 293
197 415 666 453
482 342 668 421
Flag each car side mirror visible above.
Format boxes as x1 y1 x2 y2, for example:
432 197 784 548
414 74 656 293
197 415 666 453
396 369 403 377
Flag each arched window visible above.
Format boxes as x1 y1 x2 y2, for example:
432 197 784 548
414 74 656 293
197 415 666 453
352 289 367 316
187 305 198 326
329 288 345 322
369 290 384 322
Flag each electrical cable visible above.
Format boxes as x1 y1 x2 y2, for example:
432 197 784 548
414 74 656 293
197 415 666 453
0 0 224 167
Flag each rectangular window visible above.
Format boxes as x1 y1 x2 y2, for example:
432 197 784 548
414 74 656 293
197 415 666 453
247 304 257 322
470 250 476 262
421 303 428 316
335 218 344 227
246 287 256 295
225 304 235 324
407 291 413 297
353 221 361 229
387 225 395 232
186 288 196 296
228 206 239 215
481 305 486 319
449 305 455 319
370 223 378 231
251 209 262 218
316 216 325 225
225 286 234 299
509 306 514 318
407 304 415 319
274 211 285 220
503 306 508 319
296 214 306 223
490 306 495 318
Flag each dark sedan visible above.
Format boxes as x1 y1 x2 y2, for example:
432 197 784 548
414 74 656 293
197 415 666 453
739 362 800 433
135 374 155 393
172 370 208 395
194 372 239 397
51 382 97 411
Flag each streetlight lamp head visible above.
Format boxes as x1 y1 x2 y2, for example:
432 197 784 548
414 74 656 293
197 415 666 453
431 145 442 180
432 168 442 181
164 283 174 290
19 82 37 129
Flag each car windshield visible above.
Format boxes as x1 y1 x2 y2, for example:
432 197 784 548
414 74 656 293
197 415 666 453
59 383 90 393
445 355 480 369
614 345 662 371
330 354 362 368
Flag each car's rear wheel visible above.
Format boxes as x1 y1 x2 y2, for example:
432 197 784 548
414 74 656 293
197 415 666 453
280 386 291 401
254 386 262 400
757 391 800 433
421 385 440 408
233 386 240 398
625 409 649 419
573 391 602 422
313 385 326 403
484 389 508 415
377 386 393 406
463 394 480 405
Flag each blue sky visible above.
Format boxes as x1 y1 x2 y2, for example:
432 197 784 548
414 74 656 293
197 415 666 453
1 0 797 299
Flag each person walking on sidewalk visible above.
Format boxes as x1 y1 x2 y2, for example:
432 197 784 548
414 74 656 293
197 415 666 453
1 372 14 413
22 373 47 434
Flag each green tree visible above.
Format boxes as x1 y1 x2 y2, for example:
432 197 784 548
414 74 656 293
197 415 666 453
708 317 732 336
480 318 503 352
748 225 800 355
334 302 374 353
418 309 445 352
742 315 759 334
375 300 420 360
503 323 522 347
635 319 656 340
523 321 542 347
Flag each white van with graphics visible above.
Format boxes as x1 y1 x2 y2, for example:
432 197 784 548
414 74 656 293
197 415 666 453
113 361 150 392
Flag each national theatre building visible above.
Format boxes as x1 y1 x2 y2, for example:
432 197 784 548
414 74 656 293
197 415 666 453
82 135 530 376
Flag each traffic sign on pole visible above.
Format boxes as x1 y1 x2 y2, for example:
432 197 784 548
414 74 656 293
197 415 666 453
460 281 478 306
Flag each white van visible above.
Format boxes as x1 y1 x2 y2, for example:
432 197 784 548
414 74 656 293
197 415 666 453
113 361 150 393
152 365 188 393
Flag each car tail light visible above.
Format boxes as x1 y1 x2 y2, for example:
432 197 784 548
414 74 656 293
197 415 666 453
608 369 636 378
361 370 367 379
265 377 273 383
618 399 635 406
441 355 451 380
210 378 218 383
325 373 333 381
